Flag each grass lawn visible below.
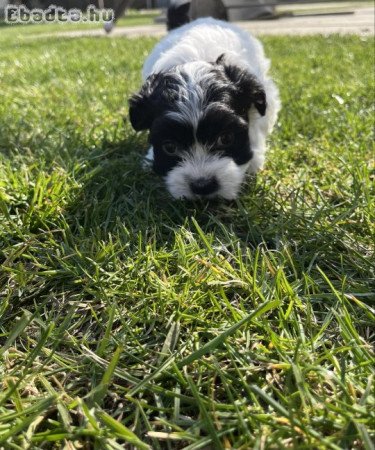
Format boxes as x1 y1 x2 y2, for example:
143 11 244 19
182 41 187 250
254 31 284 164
0 27 374 449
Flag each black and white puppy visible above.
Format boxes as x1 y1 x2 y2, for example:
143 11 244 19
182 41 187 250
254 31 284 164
129 18 280 200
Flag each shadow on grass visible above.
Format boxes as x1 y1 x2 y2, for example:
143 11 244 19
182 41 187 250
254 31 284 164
65 134 280 252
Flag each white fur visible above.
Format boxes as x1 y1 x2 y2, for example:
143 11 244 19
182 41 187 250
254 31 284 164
142 18 280 199
165 61 214 128
166 146 250 200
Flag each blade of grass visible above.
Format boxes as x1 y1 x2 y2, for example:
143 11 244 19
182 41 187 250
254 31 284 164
177 299 280 368
92 345 123 406
0 311 33 357
97 410 151 450
186 376 224 450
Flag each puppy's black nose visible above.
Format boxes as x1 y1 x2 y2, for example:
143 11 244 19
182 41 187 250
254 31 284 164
190 177 219 196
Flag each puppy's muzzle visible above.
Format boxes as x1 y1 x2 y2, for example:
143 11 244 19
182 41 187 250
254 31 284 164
189 176 219 196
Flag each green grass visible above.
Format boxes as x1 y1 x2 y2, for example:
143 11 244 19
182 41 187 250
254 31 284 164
0 28 374 449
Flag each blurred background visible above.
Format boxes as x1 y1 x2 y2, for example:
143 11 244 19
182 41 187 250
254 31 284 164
1 0 373 34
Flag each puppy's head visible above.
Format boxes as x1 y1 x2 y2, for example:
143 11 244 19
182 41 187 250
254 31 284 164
129 56 266 200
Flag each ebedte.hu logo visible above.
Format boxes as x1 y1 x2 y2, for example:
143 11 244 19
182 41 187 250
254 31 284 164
5 4 114 24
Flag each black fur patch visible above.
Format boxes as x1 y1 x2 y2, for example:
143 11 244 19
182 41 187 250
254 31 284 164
129 73 182 131
196 106 252 165
215 55 267 117
150 117 194 176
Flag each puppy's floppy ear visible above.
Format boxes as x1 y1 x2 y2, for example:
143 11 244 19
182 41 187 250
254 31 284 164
216 54 267 116
129 74 162 131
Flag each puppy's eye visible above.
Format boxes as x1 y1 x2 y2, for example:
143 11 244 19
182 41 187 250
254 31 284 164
162 141 179 156
217 132 235 148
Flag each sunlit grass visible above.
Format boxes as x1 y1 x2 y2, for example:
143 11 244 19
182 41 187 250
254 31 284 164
0 32 374 449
